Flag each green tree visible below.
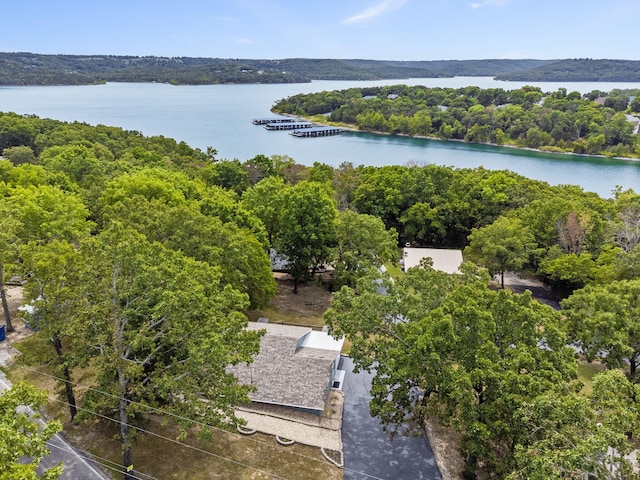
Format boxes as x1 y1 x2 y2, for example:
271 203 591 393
399 201 446 246
99 169 275 308
277 181 338 293
70 225 262 480
0 199 20 332
307 161 334 184
39 144 108 190
509 370 640 479
465 216 536 288
538 248 596 292
244 154 294 184
0 383 63 480
332 161 360 211
21 240 82 419
200 159 250 195
2 145 37 165
562 279 640 380
7 184 93 245
332 210 398 288
326 264 576 476
241 176 288 248
0 185 91 333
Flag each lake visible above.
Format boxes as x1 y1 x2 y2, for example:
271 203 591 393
1 77 640 198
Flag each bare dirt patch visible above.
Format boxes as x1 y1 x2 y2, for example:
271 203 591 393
247 274 333 327
0 286 35 366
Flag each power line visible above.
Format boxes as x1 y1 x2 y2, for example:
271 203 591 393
15 364 389 480
50 396 290 480
47 442 158 480
15 364 334 464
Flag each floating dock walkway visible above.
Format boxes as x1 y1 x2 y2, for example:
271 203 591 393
290 126 343 137
264 121 314 131
252 117 297 125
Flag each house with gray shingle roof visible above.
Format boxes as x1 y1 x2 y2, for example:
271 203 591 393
229 322 345 414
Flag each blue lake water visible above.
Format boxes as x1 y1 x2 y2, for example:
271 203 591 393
1 77 640 197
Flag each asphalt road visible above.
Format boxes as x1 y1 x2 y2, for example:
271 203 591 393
340 356 442 480
0 371 111 480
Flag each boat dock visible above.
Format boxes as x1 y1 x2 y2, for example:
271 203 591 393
264 121 314 130
252 116 341 137
290 126 342 137
252 117 297 125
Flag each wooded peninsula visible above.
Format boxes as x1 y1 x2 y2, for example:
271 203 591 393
1 52 640 85
273 84 640 158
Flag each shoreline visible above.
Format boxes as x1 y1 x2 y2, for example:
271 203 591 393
281 112 640 164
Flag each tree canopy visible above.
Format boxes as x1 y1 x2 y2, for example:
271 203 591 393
0 383 63 480
326 264 577 476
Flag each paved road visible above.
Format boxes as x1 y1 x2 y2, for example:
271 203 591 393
0 371 111 480
340 356 441 480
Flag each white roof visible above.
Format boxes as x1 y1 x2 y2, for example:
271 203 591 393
300 330 344 352
402 248 463 274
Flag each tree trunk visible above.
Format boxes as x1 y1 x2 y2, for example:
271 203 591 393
500 270 505 290
122 442 134 480
118 366 134 480
0 265 14 332
293 276 298 294
51 334 77 420
630 351 638 379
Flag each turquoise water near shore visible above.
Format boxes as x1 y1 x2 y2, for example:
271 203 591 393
1 78 640 197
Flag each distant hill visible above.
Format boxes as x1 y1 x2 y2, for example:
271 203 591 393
341 59 555 77
495 59 640 82
0 53 638 85
0 53 309 85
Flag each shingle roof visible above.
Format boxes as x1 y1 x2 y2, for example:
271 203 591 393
229 322 344 412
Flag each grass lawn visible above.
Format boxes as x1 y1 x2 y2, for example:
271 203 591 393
383 261 404 279
577 360 607 394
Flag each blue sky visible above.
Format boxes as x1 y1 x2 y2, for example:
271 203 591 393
3 0 638 60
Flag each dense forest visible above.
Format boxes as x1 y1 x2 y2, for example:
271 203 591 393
2 53 640 85
496 58 640 82
273 84 640 158
2 111 640 478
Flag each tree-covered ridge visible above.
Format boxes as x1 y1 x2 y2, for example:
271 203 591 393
2 53 640 85
0 53 309 85
496 59 640 82
273 84 640 158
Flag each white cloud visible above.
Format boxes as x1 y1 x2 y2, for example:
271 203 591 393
469 0 509 9
343 0 409 24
